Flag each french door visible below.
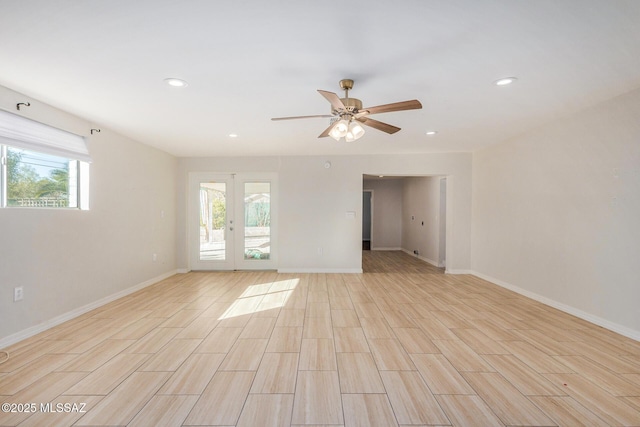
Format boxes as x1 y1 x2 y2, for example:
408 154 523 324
189 172 277 270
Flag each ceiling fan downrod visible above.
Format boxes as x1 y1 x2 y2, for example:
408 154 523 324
337 79 362 115
339 79 354 98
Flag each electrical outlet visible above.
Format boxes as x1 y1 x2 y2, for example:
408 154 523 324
14 287 23 302
152 253 158 262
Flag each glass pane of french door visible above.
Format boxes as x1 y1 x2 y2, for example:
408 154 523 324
199 181 227 261
243 182 271 261
189 173 235 270
190 172 276 271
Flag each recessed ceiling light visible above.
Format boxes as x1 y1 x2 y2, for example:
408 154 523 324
164 78 188 87
426 131 437 136
228 133 238 138
494 77 517 86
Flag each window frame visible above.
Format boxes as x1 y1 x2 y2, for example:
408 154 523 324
0 144 89 210
0 108 91 210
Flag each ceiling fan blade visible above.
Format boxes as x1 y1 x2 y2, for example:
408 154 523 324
359 99 422 116
317 122 334 138
357 117 401 134
271 114 333 121
318 90 346 112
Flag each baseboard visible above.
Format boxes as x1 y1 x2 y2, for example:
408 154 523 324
471 271 640 342
371 247 402 251
400 248 440 267
445 269 474 275
181 267 364 274
419 255 439 267
0 270 178 349
277 268 363 274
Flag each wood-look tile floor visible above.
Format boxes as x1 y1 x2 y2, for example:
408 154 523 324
2 250 640 426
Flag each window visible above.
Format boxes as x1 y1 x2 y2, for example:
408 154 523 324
0 109 91 209
3 146 78 207
244 182 271 260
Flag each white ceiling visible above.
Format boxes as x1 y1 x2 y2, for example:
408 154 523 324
2 0 640 157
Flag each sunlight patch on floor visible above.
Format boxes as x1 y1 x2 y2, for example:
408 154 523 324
218 278 299 319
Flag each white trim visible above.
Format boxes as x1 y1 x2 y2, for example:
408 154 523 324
471 271 640 342
445 269 474 275
420 256 439 267
363 189 373 247
400 248 439 267
176 268 190 274
278 268 363 274
438 177 447 268
372 247 402 251
0 270 177 349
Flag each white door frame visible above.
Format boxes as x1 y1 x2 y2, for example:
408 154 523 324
438 177 447 268
363 189 374 248
188 172 278 271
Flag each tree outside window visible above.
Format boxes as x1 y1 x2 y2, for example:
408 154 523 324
6 148 72 207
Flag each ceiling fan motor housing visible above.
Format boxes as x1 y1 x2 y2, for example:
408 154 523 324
333 79 362 115
334 98 362 115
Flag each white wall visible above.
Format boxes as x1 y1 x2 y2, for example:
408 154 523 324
401 177 442 265
0 85 177 344
177 153 472 273
363 178 403 250
472 87 640 338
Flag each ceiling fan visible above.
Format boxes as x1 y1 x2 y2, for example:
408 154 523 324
271 79 422 142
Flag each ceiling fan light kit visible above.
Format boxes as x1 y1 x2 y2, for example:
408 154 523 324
272 79 422 142
329 119 349 140
345 121 365 142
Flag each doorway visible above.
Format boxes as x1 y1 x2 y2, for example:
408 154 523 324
188 172 277 270
361 174 448 271
438 177 447 268
362 190 372 250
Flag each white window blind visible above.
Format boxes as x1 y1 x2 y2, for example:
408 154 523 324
0 109 91 163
